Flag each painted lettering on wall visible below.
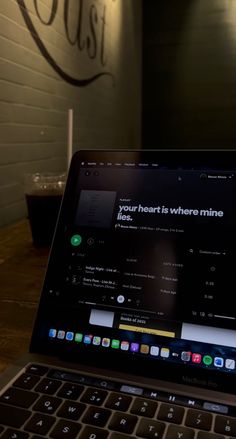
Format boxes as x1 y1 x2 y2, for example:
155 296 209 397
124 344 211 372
17 0 115 86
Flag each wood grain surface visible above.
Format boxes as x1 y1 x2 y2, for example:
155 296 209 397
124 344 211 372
0 220 49 373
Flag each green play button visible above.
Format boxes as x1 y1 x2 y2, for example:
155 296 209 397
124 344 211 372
71 234 82 246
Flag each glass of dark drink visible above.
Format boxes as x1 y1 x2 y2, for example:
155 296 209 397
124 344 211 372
24 172 66 247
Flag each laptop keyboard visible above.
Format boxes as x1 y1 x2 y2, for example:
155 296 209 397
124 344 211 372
0 363 235 439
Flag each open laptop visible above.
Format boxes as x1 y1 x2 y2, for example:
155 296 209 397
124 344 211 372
0 149 235 437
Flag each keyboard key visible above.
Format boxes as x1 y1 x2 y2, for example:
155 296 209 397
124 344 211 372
214 415 236 436
26 365 49 376
57 400 86 420
82 406 111 427
13 374 40 390
24 413 56 435
165 424 195 439
80 388 108 405
50 419 81 439
136 418 165 439
105 393 132 411
185 409 212 431
214 416 236 436
198 431 225 439
0 387 39 408
1 428 29 439
35 378 62 395
110 434 134 439
131 398 158 418
80 426 109 439
57 382 84 400
109 413 138 435
0 403 31 428
157 404 184 424
33 395 62 414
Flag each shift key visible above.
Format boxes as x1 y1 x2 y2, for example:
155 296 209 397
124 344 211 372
0 403 31 427
0 387 39 408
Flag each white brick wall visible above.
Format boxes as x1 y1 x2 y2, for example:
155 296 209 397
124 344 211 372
0 0 142 226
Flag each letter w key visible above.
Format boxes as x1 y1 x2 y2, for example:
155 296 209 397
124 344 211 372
57 401 86 420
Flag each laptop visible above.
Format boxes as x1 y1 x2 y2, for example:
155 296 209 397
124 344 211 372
0 149 235 438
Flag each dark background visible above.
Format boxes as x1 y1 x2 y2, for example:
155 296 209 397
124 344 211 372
142 0 236 149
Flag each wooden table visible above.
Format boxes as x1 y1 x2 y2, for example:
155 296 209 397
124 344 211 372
0 220 50 373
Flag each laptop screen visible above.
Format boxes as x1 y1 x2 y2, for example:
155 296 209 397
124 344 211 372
30 150 236 391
